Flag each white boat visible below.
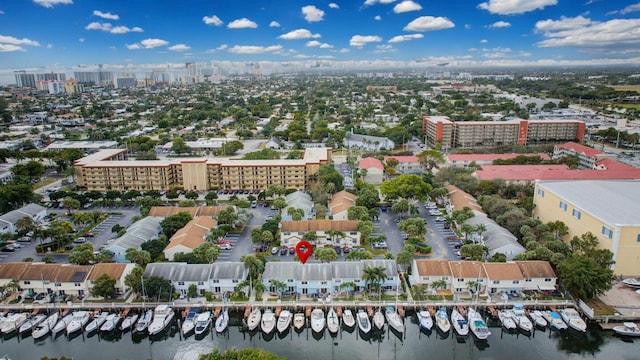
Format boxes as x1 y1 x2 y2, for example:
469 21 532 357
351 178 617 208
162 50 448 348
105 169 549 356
120 313 139 332
436 307 451 333
195 311 211 335
261 309 276 334
181 309 199 335
19 314 46 335
373 309 385 330
85 312 109 333
66 311 90 336
560 308 587 332
148 305 175 336
498 310 517 330
293 313 305 330
277 310 292 334
385 306 404 334
542 311 568 330
134 310 153 333
613 322 640 337
529 310 548 328
342 309 355 329
246 309 261 331
32 312 59 340
622 278 640 288
357 310 371 334
510 304 533 332
0 313 28 335
215 310 228 333
52 312 72 336
100 313 120 332
451 308 469 336
310 308 325 334
467 308 491 340
417 310 433 331
327 308 339 334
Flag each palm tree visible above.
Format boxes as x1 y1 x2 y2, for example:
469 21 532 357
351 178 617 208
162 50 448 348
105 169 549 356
339 281 357 298
362 265 387 299
7 278 20 295
15 216 34 234
431 279 447 292
460 223 475 242
391 199 410 219
474 224 487 243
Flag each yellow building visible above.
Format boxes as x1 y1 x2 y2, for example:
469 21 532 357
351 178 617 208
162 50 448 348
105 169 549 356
75 147 331 192
533 180 640 276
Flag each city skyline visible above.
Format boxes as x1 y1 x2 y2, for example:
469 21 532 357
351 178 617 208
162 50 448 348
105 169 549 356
1 0 640 82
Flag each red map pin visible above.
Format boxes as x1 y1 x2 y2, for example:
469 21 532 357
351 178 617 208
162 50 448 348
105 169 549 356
295 241 313 264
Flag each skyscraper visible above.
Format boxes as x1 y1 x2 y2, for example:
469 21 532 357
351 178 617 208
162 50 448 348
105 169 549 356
14 70 36 88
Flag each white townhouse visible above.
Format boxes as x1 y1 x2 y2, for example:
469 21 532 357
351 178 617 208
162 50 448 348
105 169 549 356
515 261 558 292
448 261 487 295
0 203 47 234
143 262 246 298
409 259 452 291
86 263 135 300
279 220 360 248
19 263 92 298
483 262 525 295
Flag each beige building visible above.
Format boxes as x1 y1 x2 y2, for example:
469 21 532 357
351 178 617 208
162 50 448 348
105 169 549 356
163 217 217 260
279 220 360 248
328 190 357 220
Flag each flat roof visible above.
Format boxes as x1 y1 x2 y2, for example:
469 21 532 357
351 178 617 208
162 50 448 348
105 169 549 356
46 141 118 150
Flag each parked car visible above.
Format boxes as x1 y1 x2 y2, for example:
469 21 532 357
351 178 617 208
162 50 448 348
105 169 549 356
380 205 387 212
271 247 279 255
220 243 232 250
280 247 288 255
289 247 295 255
251 200 258 208
342 246 351 253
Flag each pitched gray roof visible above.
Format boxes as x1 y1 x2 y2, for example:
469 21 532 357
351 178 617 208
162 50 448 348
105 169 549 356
106 216 161 251
210 262 246 280
466 212 524 260
0 203 46 225
262 262 302 281
144 262 246 282
263 260 397 282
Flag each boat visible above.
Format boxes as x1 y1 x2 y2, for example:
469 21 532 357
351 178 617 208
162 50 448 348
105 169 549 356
195 311 211 335
498 310 517 330
0 313 28 335
560 308 587 332
246 308 261 331
52 312 72 336
451 308 469 336
100 313 120 332
342 309 355 329
19 314 46 335
215 310 228 333
385 306 404 334
85 312 109 333
529 310 548 328
622 278 640 288
435 307 451 334
356 310 371 334
261 309 276 334
373 309 385 330
327 308 339 335
416 310 433 331
66 311 90 336
542 311 568 330
181 309 199 335
510 304 533 332
310 308 325 334
148 305 175 336
613 322 640 337
467 308 491 340
277 310 292 334
120 313 139 332
134 310 153 333
293 313 305 330
32 312 59 340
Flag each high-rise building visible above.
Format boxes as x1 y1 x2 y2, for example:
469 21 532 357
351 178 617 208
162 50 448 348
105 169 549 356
73 70 114 86
36 72 66 82
115 74 137 89
14 70 36 88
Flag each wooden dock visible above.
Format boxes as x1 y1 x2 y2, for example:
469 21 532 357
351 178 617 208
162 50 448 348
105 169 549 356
305 306 312 318
214 306 221 318
336 306 342 317
275 306 281 317
367 306 374 317
398 305 405 317
427 306 435 316
244 305 251 319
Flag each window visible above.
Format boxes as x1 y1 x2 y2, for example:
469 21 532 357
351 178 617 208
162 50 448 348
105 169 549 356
197 281 204 286
512 280 520 284
544 278 552 282
23 281 30 285
493 280 500 284
457 278 464 282
525 279 532 282
301 281 308 285
321 281 327 285
288 279 294 283
537 188 544 197
212 280 219 283
601 226 613 239
74 283 80 287
232 280 238 283
177 281 184 286
637 234 640 242
572 209 581 219
559 201 567 211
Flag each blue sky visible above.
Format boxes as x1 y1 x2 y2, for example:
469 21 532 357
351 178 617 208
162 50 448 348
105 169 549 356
1 0 640 72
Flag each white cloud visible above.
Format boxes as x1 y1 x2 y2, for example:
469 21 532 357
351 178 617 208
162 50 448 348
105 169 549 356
85 22 112 31
465 24 472 30
535 15 591 32
0 44 25 52
0 10 4 15
269 21 281 27
110 26 143 34
329 3 339 9
468 48 478 52
217 44 228 50
79 38 85 43
203 15 223 26
126 43 141 50
47 43 53 48
141 38 169 48
306 40 334 48
374 15 382 21
168 44 190 51
0 35 40 46
536 17 640 49
278 29 321 40
621 3 640 14
480 39 488 43
302 5 325 22
404 16 454 32
388 33 423 43
227 45 283 54
339 48 351 53
375 44 395 53
394 1 422 13
93 10 119 20
227 18 258 29
489 21 511 28
349 35 383 48
33 0 73 8
478 0 557 15
86 22 143 34
364 0 396 6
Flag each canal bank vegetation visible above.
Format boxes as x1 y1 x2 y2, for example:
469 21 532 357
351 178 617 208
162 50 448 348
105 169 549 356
199 347 284 360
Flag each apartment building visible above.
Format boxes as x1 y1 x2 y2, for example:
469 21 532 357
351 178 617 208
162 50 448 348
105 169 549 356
552 142 617 169
74 147 331 192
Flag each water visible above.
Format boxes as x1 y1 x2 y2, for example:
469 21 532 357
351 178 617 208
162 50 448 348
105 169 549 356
1 311 638 360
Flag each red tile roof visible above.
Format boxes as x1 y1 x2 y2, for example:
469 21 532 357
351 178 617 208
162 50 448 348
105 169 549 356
555 141 603 157
447 153 550 162
384 155 419 163
359 157 384 170
475 164 640 181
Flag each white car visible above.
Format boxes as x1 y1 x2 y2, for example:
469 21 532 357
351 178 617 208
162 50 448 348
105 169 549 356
220 244 232 250
435 217 445 222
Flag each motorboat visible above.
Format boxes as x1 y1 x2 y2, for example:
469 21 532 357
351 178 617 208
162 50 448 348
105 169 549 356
310 308 325 334
246 308 261 331
277 310 292 334
32 312 59 340
66 311 90 336
327 308 339 335
385 306 404 334
542 310 568 330
181 308 199 335
195 311 211 335
560 308 587 332
498 310 517 330
53 312 73 336
0 313 28 335
451 308 469 336
134 310 153 333
357 310 371 334
293 313 305 330
613 322 640 337
510 304 533 333
120 313 139 332
467 308 491 340
373 309 385 330
342 309 355 329
435 307 451 334
416 310 433 331
85 312 109 333
100 313 120 333
529 310 548 328
622 278 640 288
261 309 276 334
215 310 228 333
19 314 46 335
148 305 175 336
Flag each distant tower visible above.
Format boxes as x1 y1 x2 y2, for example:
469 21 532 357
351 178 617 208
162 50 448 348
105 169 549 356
252 63 261 77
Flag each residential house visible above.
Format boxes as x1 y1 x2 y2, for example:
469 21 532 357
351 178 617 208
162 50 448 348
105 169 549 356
0 203 47 234
209 262 247 296
163 216 217 260
282 190 314 221
409 259 452 292
448 261 487 295
86 263 135 299
143 262 246 298
0 262 31 288
279 220 360 247
328 190 357 220
515 261 557 291
359 157 384 185
105 216 161 263
553 141 616 169
483 262 525 295
383 155 423 174
265 136 284 149
19 263 92 298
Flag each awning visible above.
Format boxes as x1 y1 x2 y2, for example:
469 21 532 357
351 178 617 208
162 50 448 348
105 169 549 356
537 285 556 291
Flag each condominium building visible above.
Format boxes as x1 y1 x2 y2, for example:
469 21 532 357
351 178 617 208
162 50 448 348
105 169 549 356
552 142 617 169
75 147 331 192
